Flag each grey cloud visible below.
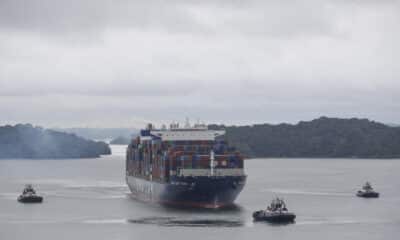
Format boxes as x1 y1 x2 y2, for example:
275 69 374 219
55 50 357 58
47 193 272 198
0 0 399 127
0 0 106 33
0 0 210 35
0 0 343 38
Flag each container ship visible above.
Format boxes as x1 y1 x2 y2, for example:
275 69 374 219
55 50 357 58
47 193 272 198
126 122 247 208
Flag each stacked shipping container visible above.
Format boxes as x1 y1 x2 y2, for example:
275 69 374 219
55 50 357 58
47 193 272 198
127 137 244 183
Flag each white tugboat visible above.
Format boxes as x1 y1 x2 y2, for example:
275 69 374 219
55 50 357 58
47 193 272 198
17 184 43 203
356 182 379 198
253 198 296 223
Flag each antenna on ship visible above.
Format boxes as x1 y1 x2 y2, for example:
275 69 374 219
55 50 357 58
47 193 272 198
185 117 190 128
170 121 179 129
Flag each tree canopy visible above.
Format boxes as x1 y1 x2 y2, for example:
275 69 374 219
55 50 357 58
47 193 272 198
210 117 400 158
0 124 111 159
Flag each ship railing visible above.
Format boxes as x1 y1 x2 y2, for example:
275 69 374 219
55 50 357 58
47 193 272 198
177 168 245 177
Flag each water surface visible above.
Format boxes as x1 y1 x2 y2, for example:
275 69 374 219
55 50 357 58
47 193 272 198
1 145 399 240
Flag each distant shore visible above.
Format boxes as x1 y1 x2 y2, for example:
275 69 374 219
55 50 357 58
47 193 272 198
3 116 400 159
0 124 111 159
211 117 400 159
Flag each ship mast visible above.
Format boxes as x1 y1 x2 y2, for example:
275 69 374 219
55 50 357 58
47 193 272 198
210 150 215 176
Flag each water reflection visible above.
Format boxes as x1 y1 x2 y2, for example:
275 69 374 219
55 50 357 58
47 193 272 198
128 217 245 227
253 220 296 226
160 203 244 213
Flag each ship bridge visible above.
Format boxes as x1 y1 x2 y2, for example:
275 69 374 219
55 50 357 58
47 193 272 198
150 129 225 141
142 122 225 142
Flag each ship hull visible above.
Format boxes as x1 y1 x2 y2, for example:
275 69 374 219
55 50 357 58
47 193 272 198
126 175 246 208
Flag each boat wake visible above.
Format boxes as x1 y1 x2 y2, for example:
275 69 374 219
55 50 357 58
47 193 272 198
25 179 127 189
0 193 19 200
45 192 128 200
18 179 129 200
295 218 391 226
263 188 351 197
82 219 128 224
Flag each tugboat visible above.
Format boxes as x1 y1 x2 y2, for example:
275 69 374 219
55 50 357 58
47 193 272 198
17 184 43 203
356 182 379 198
253 198 296 223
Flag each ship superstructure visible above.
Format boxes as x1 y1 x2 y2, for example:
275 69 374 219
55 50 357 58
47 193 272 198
126 122 246 208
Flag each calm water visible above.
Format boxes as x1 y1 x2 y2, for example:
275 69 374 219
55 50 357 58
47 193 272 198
1 145 399 240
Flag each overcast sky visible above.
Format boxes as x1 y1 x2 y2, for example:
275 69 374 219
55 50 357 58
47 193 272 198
0 0 399 128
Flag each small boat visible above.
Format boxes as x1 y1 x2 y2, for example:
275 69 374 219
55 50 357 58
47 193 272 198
17 184 43 203
253 198 296 223
356 182 379 198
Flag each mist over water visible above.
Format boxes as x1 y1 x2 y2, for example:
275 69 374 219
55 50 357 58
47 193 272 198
0 145 399 240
